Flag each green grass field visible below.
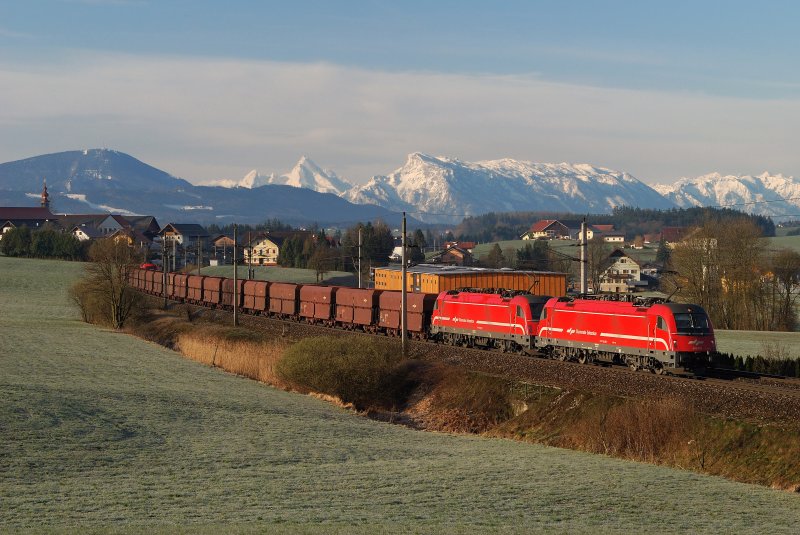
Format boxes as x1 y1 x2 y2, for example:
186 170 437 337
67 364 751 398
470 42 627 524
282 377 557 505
715 329 800 358
767 234 800 253
3 256 800 533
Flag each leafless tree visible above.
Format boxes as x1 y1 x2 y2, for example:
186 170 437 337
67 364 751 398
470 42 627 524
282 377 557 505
75 238 143 329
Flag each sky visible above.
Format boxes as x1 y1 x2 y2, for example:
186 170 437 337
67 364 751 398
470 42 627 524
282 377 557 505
1 0 799 186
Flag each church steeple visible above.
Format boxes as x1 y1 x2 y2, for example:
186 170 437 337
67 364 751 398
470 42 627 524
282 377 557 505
41 177 50 210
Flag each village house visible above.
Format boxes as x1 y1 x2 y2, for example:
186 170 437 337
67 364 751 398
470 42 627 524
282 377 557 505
71 225 105 241
521 220 571 240
244 233 284 266
436 244 474 266
442 241 476 252
209 234 241 265
599 248 647 293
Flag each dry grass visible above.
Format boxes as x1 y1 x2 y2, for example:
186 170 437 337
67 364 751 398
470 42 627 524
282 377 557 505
566 398 695 463
177 331 289 387
408 365 516 434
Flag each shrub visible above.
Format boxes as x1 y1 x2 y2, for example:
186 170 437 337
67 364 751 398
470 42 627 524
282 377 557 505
276 336 413 410
425 368 516 433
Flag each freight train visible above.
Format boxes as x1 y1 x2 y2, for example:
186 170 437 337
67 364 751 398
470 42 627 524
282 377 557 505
130 268 716 373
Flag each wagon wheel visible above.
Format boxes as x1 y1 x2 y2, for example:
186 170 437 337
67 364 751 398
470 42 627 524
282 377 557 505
577 353 588 365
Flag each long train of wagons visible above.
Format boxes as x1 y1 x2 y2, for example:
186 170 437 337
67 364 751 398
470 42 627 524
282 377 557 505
129 267 717 374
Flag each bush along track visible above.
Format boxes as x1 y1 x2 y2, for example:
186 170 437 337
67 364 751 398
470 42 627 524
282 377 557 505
121 303 800 493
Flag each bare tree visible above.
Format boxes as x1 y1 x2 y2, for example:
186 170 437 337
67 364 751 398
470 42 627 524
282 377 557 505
666 219 767 330
75 238 143 329
769 248 800 330
586 236 613 293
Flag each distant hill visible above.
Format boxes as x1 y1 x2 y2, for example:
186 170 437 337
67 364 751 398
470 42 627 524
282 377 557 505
0 149 413 226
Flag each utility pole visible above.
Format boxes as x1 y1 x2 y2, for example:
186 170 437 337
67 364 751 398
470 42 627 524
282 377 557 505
358 226 362 289
580 217 588 294
162 236 168 309
172 238 177 272
401 211 407 358
233 224 239 326
197 236 202 275
248 231 253 279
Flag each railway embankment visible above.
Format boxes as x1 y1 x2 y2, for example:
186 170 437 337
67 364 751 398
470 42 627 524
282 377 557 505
125 300 800 492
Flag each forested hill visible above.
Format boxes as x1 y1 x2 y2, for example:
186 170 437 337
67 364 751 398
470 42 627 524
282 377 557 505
453 207 776 242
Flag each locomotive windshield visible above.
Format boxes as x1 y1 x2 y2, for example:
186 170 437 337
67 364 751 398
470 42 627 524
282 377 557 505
673 313 711 335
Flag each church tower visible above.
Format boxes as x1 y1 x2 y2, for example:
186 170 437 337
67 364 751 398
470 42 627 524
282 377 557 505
41 178 50 210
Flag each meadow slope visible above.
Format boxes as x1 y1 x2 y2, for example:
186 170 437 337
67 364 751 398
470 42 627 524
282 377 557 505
2 256 799 533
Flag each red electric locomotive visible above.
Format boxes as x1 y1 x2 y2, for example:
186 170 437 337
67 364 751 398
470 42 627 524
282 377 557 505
431 289 551 352
535 297 716 372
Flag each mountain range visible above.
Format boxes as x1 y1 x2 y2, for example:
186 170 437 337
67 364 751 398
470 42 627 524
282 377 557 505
1 149 798 226
0 150 411 227
653 172 800 218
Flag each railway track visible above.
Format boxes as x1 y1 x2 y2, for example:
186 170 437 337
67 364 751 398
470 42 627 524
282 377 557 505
150 295 800 426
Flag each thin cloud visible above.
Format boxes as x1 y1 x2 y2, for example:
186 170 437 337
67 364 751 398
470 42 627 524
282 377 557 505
0 51 798 186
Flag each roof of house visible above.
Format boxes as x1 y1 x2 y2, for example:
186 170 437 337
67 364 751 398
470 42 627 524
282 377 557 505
109 227 152 244
71 225 105 239
443 241 475 250
124 215 160 234
0 207 55 221
661 226 689 243
528 219 569 233
608 248 641 266
591 224 615 233
57 214 109 230
161 223 210 237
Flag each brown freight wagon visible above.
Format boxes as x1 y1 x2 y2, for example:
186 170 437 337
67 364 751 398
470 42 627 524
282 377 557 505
270 282 301 316
151 270 164 295
202 276 224 307
242 280 269 313
170 273 189 301
336 287 382 330
143 269 156 294
129 268 141 290
378 291 437 337
187 275 205 303
299 285 337 323
221 278 245 310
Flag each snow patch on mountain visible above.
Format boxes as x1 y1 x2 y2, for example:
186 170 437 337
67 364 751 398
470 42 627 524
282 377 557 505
654 172 800 217
345 153 674 223
63 193 138 215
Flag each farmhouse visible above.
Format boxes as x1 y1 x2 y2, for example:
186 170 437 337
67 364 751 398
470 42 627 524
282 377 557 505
245 234 284 266
521 220 571 240
433 244 474 266
599 249 646 293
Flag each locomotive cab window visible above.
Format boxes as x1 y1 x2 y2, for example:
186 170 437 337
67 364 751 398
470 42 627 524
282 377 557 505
674 313 711 335
657 316 666 330
516 305 524 318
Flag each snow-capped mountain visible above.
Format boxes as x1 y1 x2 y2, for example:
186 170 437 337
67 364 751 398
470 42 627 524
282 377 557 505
265 156 352 195
654 172 800 217
344 153 675 223
215 156 352 195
